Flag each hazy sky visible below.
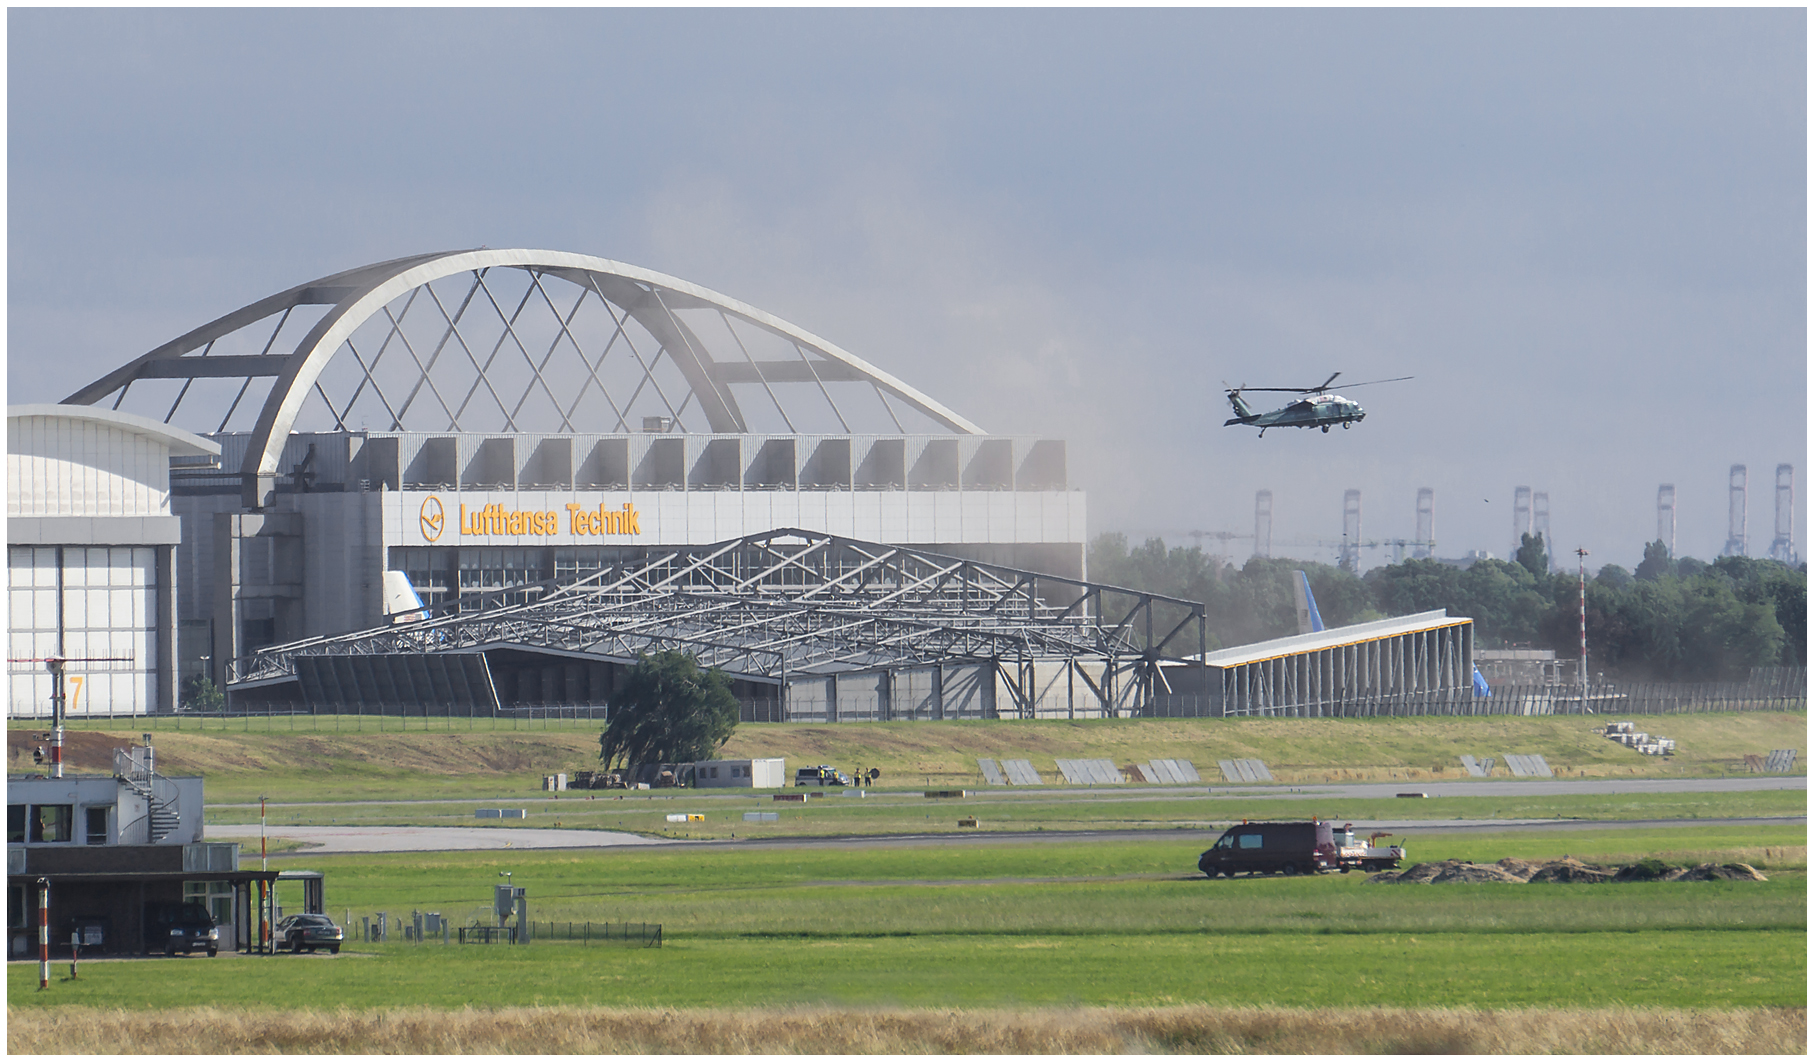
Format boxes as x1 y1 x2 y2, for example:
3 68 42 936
8 9 1806 571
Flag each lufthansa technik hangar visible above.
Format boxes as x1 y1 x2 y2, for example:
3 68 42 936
30 248 1223 721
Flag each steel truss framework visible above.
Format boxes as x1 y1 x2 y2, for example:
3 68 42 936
230 529 1207 718
64 249 984 507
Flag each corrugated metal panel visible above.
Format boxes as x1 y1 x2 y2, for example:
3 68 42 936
292 652 499 714
978 758 1006 785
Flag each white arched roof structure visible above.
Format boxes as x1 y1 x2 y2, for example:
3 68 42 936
65 249 983 503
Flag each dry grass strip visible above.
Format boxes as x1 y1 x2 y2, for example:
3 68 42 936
9 1004 1806 1054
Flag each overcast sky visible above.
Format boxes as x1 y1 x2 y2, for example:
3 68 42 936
8 8 1806 571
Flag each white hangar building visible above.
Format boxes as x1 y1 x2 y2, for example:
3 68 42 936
7 405 221 715
23 249 1215 721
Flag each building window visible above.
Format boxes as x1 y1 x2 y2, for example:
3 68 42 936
30 805 72 843
8 885 25 929
458 548 550 608
85 806 111 845
388 547 456 607
6 805 24 844
184 880 234 926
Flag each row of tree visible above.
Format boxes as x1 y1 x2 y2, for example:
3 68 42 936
1089 532 1805 682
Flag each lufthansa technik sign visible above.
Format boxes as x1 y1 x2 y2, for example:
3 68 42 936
411 495 644 541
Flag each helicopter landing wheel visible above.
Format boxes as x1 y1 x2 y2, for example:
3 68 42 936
1343 422 1351 429
1321 425 1330 433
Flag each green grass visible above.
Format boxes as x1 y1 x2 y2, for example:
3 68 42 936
11 828 1804 1011
277 826 1807 935
11 716 1804 1016
11 931 1800 1011
16 711 1805 806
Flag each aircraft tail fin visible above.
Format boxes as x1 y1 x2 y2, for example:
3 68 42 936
1293 570 1326 635
382 570 430 623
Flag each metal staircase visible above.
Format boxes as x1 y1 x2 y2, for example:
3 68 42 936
115 747 182 844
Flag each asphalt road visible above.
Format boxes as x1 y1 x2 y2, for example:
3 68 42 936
206 824 667 853
208 815 1805 856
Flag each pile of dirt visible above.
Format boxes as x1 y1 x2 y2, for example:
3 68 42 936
1369 856 1768 885
1667 862 1768 882
1493 857 1541 878
1368 860 1528 884
1526 857 1616 884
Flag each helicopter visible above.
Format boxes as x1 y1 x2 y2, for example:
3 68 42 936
1223 372 1412 437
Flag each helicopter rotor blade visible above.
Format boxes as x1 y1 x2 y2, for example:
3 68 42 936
1316 371 1341 391
1333 375 1414 390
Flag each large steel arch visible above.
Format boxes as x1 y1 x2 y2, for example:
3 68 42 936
64 248 984 506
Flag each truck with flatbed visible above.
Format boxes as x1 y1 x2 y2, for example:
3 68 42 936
1333 823 1406 872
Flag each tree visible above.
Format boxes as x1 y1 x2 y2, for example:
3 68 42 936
181 674 224 712
1634 540 1672 581
1595 564 1632 589
598 651 739 769
1515 532 1549 580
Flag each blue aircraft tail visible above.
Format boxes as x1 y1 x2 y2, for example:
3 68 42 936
1472 665 1491 697
1292 570 1325 635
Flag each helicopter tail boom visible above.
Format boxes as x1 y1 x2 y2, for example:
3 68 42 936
1224 389 1257 424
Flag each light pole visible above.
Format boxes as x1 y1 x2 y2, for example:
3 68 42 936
1576 548 1590 711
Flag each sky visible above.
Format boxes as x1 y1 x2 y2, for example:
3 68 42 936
7 8 1806 573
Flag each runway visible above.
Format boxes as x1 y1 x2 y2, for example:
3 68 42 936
206 824 670 854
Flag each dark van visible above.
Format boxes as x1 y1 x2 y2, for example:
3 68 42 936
1198 821 1337 877
143 901 219 957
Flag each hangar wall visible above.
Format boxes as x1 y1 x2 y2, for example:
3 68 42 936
7 406 220 717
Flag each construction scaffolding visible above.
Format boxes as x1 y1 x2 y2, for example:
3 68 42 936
226 529 1208 721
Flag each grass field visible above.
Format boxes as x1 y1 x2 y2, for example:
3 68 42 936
9 714 1806 1052
10 711 1804 806
12 826 1805 1016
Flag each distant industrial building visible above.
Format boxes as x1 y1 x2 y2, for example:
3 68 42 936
19 249 1210 721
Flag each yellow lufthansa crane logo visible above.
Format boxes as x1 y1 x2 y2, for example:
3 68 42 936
420 495 446 542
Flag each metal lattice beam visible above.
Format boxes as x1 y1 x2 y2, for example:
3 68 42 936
228 530 1205 698
64 250 986 509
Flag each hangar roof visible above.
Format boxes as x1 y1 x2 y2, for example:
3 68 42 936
58 249 985 506
1194 609 1470 668
9 403 221 457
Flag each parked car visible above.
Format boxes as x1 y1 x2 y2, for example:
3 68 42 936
143 901 219 957
794 765 851 787
275 913 344 954
1197 821 1338 877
